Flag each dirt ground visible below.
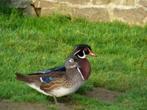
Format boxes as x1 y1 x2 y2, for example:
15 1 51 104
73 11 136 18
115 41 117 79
85 87 121 102
0 87 121 110
0 101 48 110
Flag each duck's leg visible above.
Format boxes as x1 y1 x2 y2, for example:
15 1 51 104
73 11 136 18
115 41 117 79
53 96 58 104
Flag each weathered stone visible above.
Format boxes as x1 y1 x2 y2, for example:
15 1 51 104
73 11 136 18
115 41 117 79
123 0 135 6
138 0 147 8
33 0 91 6
92 0 135 5
10 0 147 25
143 17 147 24
113 7 147 25
72 7 110 21
93 0 120 5
23 5 38 16
41 2 109 21
56 0 91 5
41 3 77 16
36 1 59 8
11 0 31 8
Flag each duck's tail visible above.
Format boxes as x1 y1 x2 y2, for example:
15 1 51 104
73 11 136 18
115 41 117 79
16 73 31 83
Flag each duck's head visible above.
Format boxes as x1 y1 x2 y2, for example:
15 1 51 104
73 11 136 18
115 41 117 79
72 44 96 59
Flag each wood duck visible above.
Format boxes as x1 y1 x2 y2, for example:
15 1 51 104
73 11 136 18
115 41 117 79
16 44 96 103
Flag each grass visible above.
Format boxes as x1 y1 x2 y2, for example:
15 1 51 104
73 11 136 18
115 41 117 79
0 10 147 110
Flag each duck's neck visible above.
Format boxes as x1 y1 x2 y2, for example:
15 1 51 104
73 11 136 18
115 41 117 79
78 58 91 80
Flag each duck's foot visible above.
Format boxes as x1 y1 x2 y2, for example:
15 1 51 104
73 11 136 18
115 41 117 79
60 95 72 103
53 96 58 105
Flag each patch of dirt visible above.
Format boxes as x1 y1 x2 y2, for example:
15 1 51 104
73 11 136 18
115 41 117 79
85 87 121 102
0 100 48 110
0 87 121 110
0 100 74 110
57 103 74 110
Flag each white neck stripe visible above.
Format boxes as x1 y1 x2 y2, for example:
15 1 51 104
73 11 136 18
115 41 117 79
74 49 81 56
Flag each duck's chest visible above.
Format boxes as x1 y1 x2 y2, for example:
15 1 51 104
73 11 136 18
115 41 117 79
50 81 84 97
49 59 91 97
50 69 85 97
78 58 91 80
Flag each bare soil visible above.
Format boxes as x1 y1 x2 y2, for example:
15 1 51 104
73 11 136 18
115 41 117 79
0 100 48 110
0 87 121 110
85 87 121 102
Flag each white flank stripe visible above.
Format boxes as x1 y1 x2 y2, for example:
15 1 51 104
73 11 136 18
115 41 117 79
27 83 51 96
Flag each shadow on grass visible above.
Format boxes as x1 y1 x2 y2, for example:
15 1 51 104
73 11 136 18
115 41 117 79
0 0 12 15
0 0 23 16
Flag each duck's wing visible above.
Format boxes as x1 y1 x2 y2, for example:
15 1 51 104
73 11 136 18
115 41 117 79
29 66 66 75
40 77 66 92
16 71 66 95
16 71 65 84
16 66 67 94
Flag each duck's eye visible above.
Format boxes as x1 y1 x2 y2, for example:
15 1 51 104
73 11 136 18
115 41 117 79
84 48 89 54
78 51 84 56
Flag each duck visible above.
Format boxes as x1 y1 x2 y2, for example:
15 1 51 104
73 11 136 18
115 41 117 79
16 44 95 103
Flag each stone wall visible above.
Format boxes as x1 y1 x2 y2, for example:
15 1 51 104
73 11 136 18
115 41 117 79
11 0 147 25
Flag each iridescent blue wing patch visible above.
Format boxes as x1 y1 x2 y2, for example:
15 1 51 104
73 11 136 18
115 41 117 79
40 76 54 83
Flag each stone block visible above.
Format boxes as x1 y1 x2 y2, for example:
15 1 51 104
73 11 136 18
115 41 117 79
41 3 72 16
41 3 110 22
11 0 31 8
93 0 119 5
10 0 147 25
56 0 91 5
113 7 147 25
138 0 147 8
124 0 135 6
72 7 110 21
23 5 37 16
92 0 135 5
39 1 60 8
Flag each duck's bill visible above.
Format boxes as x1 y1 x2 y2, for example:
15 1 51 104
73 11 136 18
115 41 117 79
89 50 96 57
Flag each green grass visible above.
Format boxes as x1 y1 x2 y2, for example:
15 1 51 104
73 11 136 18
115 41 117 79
0 10 147 110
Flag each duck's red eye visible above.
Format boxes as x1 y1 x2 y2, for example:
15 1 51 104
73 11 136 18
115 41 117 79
84 48 89 54
84 48 87 51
